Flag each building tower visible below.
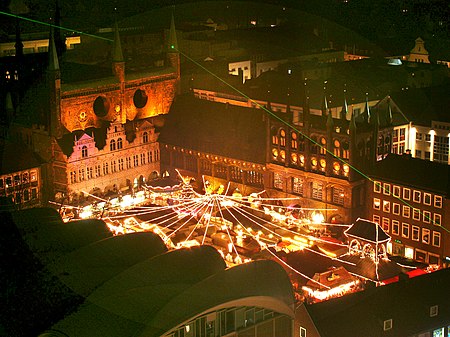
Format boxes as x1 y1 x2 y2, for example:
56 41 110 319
167 12 180 93
47 28 62 138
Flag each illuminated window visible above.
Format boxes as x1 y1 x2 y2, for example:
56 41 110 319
273 173 283 190
87 167 93 179
423 193 431 205
111 160 117 173
383 183 391 195
103 162 109 175
434 195 442 208
412 225 419 241
393 203 400 215
110 139 116 151
143 131 149 143
402 223 409 238
81 145 88 158
148 151 153 163
319 137 326 154
70 171 77 184
413 208 420 220
272 148 278 160
422 228 430 244
413 190 421 203
280 129 286 147
403 188 411 200
393 185 400 197
300 327 307 337
95 165 101 177
373 181 381 193
402 205 410 218
332 187 344 205
392 220 399 235
333 162 340 174
140 153 146 165
271 128 279 145
382 217 390 232
383 200 390 213
423 210 431 223
292 177 303 195
373 198 380 210
126 157 131 169
373 215 380 224
433 213 441 226
291 153 298 164
343 164 349 175
117 138 123 149
432 232 441 247
280 150 286 161
155 149 160 161
291 132 298 149
383 319 392 331
319 159 326 169
134 155 139 167
311 181 323 200
299 155 305 166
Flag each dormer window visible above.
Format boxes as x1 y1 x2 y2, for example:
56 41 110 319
110 139 116 151
383 319 392 331
430 305 438 317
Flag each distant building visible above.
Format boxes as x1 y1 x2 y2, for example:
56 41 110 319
368 153 450 267
0 141 43 208
375 84 450 164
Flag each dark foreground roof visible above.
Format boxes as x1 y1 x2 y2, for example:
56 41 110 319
344 218 390 243
302 268 450 337
2 207 294 336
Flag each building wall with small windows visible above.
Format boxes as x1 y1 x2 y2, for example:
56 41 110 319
368 154 450 267
0 141 43 208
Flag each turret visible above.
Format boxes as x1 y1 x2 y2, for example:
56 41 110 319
167 12 180 93
340 85 348 121
112 21 125 83
47 28 62 138
326 106 334 176
348 110 357 181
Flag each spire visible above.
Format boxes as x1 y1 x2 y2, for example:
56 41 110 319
349 109 356 132
326 107 334 128
54 0 65 57
48 28 60 72
340 84 348 120
168 11 178 52
386 96 393 125
14 17 23 58
321 80 328 117
302 79 310 127
364 92 371 124
112 21 124 63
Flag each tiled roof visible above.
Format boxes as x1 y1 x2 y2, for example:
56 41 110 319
158 94 267 164
0 141 44 175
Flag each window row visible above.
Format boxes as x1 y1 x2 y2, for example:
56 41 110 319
0 171 38 189
373 198 442 226
374 215 441 247
0 187 39 204
373 181 442 208
70 150 160 184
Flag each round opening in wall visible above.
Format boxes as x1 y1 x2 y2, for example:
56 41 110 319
133 89 148 108
93 96 109 117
